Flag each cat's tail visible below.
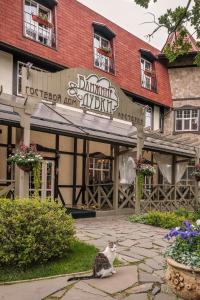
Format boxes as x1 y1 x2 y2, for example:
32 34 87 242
68 275 95 281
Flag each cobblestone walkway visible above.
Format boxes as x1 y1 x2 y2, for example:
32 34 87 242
47 216 182 300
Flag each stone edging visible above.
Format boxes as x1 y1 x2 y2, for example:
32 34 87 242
0 269 92 286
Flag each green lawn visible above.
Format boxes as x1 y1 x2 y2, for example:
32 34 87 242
0 240 98 283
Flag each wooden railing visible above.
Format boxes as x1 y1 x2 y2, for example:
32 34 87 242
141 184 196 212
118 184 135 209
86 184 114 209
0 179 15 199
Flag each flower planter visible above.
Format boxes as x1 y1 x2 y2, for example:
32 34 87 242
17 164 32 172
166 258 200 300
32 15 53 28
97 48 112 57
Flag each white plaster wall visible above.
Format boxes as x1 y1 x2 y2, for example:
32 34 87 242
0 50 13 94
153 106 160 130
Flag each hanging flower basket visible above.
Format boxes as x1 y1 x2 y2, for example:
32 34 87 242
7 145 43 173
135 158 156 176
192 163 200 181
32 15 53 28
17 164 33 172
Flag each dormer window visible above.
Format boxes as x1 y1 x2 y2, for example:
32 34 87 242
93 23 115 74
24 0 55 47
140 49 157 92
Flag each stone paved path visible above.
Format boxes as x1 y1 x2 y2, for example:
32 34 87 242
0 216 183 300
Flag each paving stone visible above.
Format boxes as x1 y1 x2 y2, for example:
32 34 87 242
85 266 138 294
154 269 165 279
119 249 145 260
75 281 108 296
124 293 149 300
61 285 113 300
118 254 141 264
139 270 164 284
137 242 153 249
152 285 161 295
138 263 153 273
127 283 153 294
154 293 177 300
128 247 158 258
50 289 66 298
145 258 163 270
118 239 138 247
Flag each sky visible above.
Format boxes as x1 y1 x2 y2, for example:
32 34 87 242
78 0 191 50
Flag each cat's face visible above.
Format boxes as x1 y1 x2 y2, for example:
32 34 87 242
108 241 117 252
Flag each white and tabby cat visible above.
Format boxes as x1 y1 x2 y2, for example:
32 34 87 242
68 241 117 281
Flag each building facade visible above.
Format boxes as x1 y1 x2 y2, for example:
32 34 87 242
0 0 197 211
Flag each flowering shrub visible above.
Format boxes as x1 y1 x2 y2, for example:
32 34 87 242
165 220 200 268
7 145 43 167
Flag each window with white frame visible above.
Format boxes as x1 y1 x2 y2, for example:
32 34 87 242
89 157 112 184
24 0 54 47
141 57 157 92
93 33 114 73
17 61 46 95
145 106 152 128
175 109 198 132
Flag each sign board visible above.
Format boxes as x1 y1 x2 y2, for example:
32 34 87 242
22 67 144 128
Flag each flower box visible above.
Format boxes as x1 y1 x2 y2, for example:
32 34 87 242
97 47 112 58
32 15 53 28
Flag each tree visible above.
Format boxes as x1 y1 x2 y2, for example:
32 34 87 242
134 0 200 64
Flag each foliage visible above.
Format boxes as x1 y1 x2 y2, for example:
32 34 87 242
129 211 186 229
7 145 43 167
133 0 200 64
164 220 200 268
0 240 97 282
0 198 75 268
32 163 41 198
192 163 200 178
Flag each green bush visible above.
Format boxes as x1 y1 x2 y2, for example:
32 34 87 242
0 198 75 268
129 211 186 229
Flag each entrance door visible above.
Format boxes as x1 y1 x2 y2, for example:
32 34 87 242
29 160 55 199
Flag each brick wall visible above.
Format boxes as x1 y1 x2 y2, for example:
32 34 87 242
0 0 172 107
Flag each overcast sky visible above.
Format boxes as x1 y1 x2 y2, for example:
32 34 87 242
78 0 192 50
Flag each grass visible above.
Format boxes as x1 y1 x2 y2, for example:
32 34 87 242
0 240 98 283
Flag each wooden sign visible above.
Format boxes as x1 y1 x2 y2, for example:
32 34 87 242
22 67 144 128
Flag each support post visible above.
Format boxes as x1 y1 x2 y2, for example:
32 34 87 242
135 126 144 214
113 145 119 211
195 147 200 209
82 139 87 205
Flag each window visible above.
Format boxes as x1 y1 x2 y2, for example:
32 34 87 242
17 61 46 95
89 157 112 184
24 0 55 47
179 163 195 186
141 57 157 92
94 33 114 74
145 106 152 128
175 109 198 132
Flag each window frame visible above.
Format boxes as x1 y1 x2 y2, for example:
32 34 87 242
89 157 112 184
93 32 115 74
175 109 199 132
140 57 157 92
23 0 54 47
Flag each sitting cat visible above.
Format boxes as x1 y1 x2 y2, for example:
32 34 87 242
68 241 117 281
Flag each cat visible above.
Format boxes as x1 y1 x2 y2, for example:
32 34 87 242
68 241 117 281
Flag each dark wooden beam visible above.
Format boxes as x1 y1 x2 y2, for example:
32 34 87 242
82 139 87 205
54 134 59 200
7 126 12 180
72 138 77 206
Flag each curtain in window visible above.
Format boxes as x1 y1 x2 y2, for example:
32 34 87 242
154 153 188 184
175 161 188 184
154 153 172 184
119 154 136 184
